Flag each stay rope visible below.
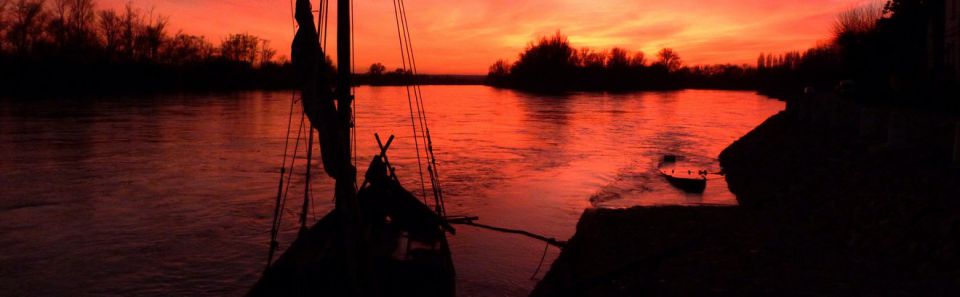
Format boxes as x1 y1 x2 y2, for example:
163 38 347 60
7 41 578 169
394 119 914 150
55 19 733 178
391 5 568 275
392 0 447 218
351 0 358 175
268 99 306 266
267 0 335 267
391 0 429 205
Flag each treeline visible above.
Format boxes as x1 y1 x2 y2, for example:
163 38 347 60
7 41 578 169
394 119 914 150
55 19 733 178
354 62 485 85
754 45 842 99
485 32 756 92
0 0 296 95
488 0 957 103
758 0 957 104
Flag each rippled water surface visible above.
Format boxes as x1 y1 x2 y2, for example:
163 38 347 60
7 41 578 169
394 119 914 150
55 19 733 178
0 86 782 296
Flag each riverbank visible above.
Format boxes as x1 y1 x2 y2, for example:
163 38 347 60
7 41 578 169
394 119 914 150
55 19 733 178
0 75 485 100
532 93 960 296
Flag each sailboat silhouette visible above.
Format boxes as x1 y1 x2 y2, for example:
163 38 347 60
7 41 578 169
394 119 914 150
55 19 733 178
248 0 456 296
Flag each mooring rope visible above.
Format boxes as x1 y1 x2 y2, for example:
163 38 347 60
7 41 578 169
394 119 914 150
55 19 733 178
446 217 567 248
446 217 565 279
531 241 551 280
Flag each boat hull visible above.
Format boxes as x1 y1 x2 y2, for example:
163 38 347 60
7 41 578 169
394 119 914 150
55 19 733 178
660 172 707 193
249 209 455 297
249 168 455 297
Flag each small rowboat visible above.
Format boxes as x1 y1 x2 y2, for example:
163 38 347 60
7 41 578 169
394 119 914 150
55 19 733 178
658 154 708 193
659 169 707 193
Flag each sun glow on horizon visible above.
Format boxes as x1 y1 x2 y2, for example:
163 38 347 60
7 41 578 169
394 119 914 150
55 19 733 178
97 0 870 74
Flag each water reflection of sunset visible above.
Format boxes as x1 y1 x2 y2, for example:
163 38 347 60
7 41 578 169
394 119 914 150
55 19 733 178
98 0 868 74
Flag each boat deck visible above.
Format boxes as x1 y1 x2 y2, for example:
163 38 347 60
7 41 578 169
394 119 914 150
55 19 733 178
249 209 454 297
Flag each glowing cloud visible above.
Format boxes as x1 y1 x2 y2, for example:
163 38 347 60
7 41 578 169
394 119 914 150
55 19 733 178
98 0 870 74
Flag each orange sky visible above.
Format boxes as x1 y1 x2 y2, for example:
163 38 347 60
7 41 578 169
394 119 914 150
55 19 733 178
99 0 874 74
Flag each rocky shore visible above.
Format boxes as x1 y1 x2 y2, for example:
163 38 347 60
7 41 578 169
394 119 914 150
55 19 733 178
531 94 960 296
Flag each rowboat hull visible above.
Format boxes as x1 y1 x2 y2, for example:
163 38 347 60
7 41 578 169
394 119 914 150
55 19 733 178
660 171 707 193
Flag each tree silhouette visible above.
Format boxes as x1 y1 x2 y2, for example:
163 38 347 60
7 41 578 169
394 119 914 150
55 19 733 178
606 47 630 70
61 0 96 49
656 48 682 72
486 32 765 91
0 0 298 95
604 47 634 89
368 62 385 75
50 0 69 47
69 0 95 33
6 0 47 54
0 0 8 51
119 1 137 58
257 39 275 66
485 59 510 86
220 33 261 64
630 51 646 68
577 47 605 68
883 0 931 19
833 1 883 38
509 31 578 90
164 32 212 64
831 1 884 84
96 9 117 53
140 14 167 60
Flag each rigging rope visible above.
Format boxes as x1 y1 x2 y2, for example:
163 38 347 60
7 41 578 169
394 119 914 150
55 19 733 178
391 0 428 204
406 0 446 217
392 0 448 217
351 0 358 175
300 125 315 230
268 0 336 267
268 97 306 266
267 93 298 267
269 0 302 256
281 111 306 217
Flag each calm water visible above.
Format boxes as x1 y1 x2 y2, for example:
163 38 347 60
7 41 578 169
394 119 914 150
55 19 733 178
0 86 782 296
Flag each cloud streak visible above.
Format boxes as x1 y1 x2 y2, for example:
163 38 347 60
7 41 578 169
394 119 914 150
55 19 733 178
99 0 867 74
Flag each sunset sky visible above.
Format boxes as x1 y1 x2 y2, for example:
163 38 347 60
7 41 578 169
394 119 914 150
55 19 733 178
99 0 875 74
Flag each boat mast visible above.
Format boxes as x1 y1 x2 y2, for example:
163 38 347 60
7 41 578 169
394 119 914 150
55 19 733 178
334 0 356 212
333 0 366 294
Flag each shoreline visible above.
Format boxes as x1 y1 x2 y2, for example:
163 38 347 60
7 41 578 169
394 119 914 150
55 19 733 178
0 81 486 100
531 93 960 296
1 85 760 101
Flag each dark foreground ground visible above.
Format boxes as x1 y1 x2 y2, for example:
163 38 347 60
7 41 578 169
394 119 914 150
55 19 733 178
532 98 960 296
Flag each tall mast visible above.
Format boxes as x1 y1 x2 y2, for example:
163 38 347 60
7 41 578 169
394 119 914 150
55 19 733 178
333 0 364 294
336 0 352 101
334 0 356 209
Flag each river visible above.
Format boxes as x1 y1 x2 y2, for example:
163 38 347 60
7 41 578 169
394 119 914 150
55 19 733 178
0 86 782 296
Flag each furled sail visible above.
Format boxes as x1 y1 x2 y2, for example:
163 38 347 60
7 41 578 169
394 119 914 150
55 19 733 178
292 0 343 179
